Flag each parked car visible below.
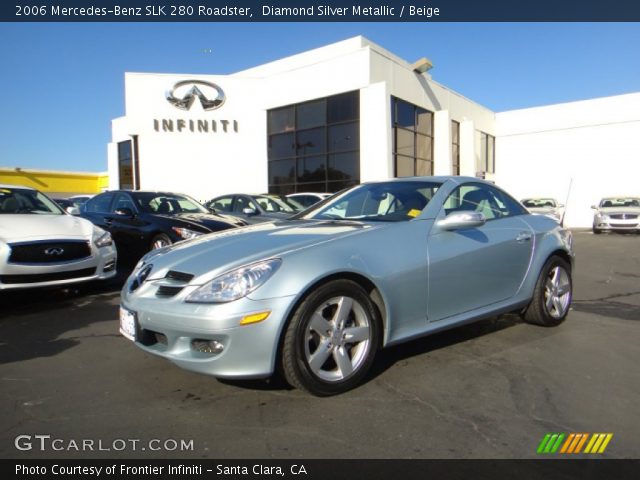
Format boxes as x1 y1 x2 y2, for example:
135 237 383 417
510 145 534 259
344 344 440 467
287 192 332 209
120 177 574 396
591 197 640 234
205 194 303 224
53 198 82 215
68 194 94 204
0 184 117 290
80 190 246 261
521 198 563 222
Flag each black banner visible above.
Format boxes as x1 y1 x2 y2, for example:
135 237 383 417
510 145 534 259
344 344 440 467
3 0 640 22
4 459 640 480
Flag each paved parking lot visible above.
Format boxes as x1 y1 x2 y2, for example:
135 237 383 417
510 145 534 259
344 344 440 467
1 231 638 459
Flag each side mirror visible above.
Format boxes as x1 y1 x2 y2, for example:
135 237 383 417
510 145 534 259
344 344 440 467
437 211 486 231
66 206 80 215
114 207 134 218
242 207 258 216
590 205 597 210
558 204 564 208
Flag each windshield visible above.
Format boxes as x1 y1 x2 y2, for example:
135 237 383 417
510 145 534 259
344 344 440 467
522 198 557 208
253 195 299 213
0 187 64 215
134 192 209 214
303 181 441 222
599 198 640 208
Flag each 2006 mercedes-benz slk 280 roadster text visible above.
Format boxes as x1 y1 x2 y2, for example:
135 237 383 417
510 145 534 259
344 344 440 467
120 177 574 396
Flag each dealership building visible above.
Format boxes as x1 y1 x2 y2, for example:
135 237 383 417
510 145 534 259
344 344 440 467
109 36 640 228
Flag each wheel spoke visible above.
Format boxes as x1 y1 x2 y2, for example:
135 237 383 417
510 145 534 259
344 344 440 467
550 267 560 286
557 282 570 296
552 297 563 315
332 296 353 326
308 312 331 337
308 339 332 373
545 293 555 311
333 346 354 378
343 326 370 343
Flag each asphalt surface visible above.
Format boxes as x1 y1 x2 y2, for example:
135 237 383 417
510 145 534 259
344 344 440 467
0 231 638 459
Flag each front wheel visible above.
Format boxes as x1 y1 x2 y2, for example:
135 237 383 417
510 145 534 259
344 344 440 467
523 256 572 327
150 233 172 251
281 280 381 396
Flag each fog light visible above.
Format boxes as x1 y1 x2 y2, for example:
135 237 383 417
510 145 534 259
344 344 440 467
191 339 224 354
104 260 116 272
240 311 271 326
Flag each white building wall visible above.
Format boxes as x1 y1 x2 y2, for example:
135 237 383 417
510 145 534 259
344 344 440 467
495 93 640 228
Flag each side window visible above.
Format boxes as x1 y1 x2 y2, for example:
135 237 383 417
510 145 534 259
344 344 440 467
234 196 250 212
212 197 233 212
85 193 114 213
111 193 136 213
443 183 525 221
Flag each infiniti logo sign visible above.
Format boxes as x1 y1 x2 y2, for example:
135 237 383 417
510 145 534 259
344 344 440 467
166 80 225 111
44 247 64 256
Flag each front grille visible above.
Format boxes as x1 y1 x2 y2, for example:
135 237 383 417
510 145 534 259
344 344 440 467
0 267 96 284
610 223 638 228
9 241 91 264
166 270 194 282
156 285 184 297
609 214 638 220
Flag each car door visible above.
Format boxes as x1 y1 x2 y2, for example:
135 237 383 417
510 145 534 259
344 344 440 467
105 193 145 251
427 183 534 322
81 192 115 230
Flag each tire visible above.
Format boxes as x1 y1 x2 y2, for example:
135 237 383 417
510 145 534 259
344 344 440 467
592 227 601 234
150 233 172 251
282 280 381 396
523 256 572 327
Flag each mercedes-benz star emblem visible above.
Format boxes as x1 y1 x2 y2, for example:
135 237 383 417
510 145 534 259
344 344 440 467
44 247 64 256
166 80 226 111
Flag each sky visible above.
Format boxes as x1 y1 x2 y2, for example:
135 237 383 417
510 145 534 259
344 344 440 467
0 22 639 173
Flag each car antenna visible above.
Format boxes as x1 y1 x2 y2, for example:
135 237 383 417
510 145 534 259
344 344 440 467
560 178 573 227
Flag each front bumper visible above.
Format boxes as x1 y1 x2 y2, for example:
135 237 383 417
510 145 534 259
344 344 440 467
120 289 295 379
593 218 640 231
0 244 117 290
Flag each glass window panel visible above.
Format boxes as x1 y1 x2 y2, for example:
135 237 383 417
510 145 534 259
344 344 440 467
488 135 495 173
328 152 359 181
451 144 460 175
327 91 359 123
480 133 488 171
327 180 358 194
396 128 414 157
296 99 326 130
85 193 114 213
268 133 295 160
416 159 432 176
296 128 326 156
269 159 295 185
416 108 433 135
268 107 295 134
297 155 326 183
329 122 358 152
451 120 460 144
416 134 432 161
396 155 414 177
296 182 327 194
118 141 132 163
395 100 415 130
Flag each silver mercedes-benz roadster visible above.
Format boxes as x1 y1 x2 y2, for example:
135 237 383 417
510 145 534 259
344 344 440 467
120 177 574 396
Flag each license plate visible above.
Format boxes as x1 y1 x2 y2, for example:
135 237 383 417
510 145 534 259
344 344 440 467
119 306 137 341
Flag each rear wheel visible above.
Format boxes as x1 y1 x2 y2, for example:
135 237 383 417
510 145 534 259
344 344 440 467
523 256 572 327
282 280 381 396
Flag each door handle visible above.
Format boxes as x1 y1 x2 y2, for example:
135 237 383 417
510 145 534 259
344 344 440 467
103 216 113 225
516 231 532 242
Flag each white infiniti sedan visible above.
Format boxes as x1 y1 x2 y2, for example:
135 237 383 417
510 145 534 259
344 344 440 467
0 184 117 290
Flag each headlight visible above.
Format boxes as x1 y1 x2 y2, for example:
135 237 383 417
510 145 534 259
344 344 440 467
186 258 282 303
172 227 204 240
92 227 113 248
598 213 609 221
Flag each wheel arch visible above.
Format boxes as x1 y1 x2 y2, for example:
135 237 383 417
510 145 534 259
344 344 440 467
273 271 389 378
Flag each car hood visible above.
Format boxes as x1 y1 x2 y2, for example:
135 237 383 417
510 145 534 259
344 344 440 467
143 219 380 283
155 212 246 229
0 214 94 243
597 207 640 215
528 207 559 214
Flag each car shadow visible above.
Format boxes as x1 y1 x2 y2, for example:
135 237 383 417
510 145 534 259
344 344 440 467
571 298 640 321
0 261 133 365
219 314 522 394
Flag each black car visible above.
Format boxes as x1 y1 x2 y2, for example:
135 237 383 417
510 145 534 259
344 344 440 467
81 190 246 261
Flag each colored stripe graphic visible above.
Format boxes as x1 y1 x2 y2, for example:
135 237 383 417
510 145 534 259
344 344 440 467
538 433 613 454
